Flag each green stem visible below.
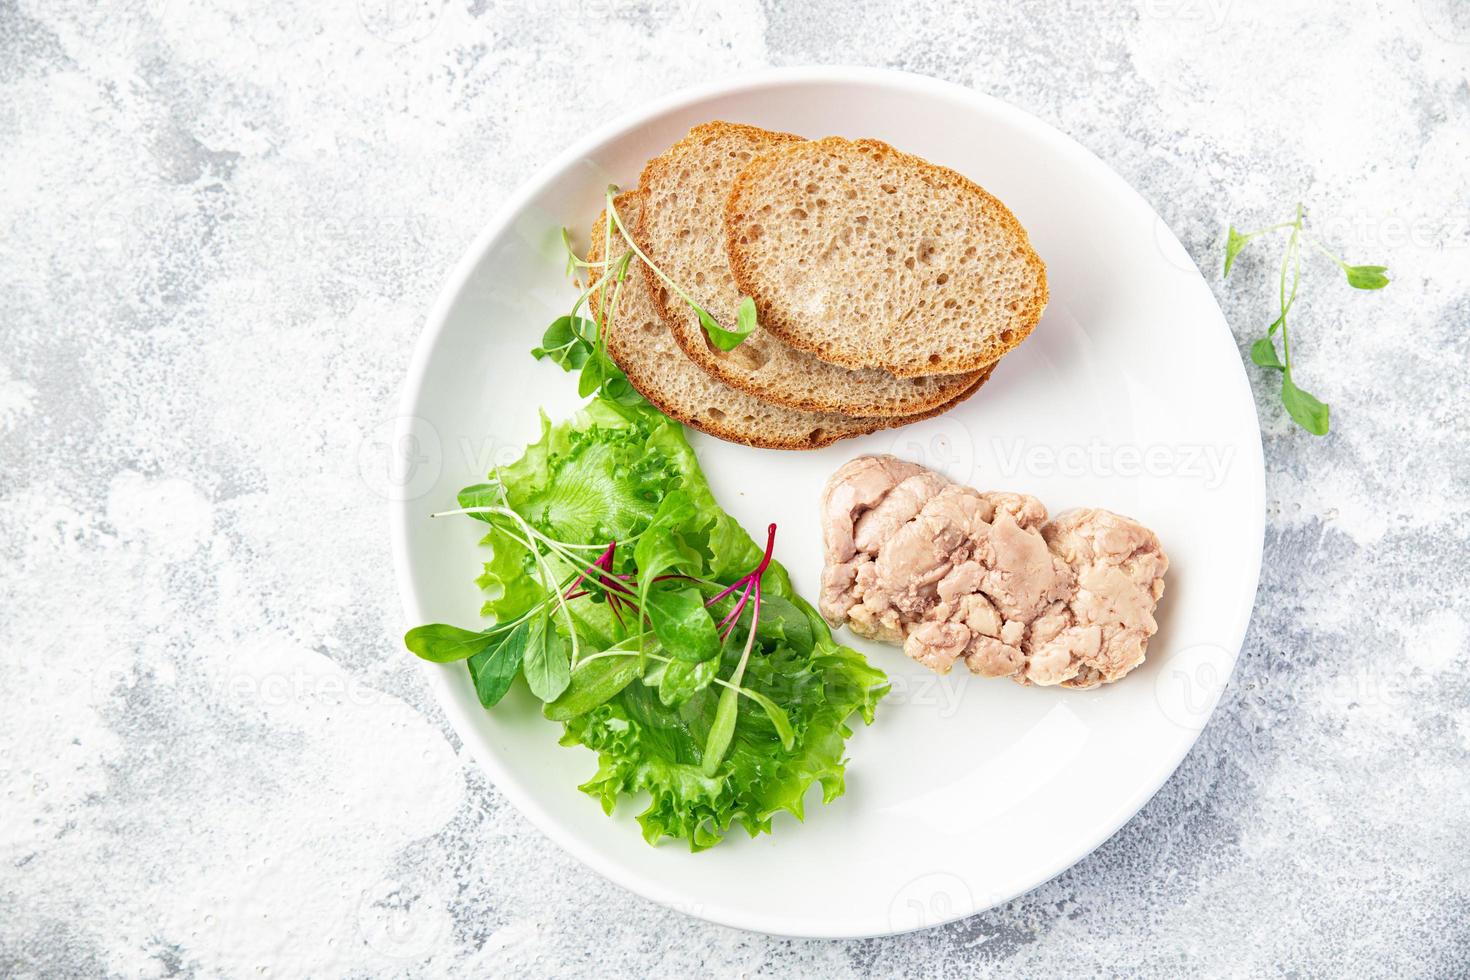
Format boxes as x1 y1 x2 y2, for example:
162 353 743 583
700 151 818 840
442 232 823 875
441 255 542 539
601 646 776 707
1276 204 1304 374
1249 220 1298 238
475 602 543 640
579 200 631 367
598 253 631 360
604 188 707 314
430 505 599 666
558 201 635 322
566 278 597 322
1307 237 1350 272
505 509 582 669
574 632 654 665
431 506 626 551
701 587 761 776
561 227 612 270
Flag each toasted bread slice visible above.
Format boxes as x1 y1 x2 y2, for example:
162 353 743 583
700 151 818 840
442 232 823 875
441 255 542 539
725 137 1048 377
634 122 982 416
588 193 988 451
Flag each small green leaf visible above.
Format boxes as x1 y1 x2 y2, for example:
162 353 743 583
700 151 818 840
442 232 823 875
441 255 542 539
532 315 596 370
702 681 741 777
1266 312 1284 336
601 374 644 406
649 488 697 534
633 491 701 614
751 594 812 654
577 349 608 398
645 587 722 662
576 348 640 403
1343 264 1390 290
404 623 497 663
697 302 755 352
457 483 498 513
544 650 642 720
522 609 571 701
634 536 696 600
656 657 718 707
736 686 796 750
708 592 814 655
1223 225 1252 277
1250 337 1286 371
1281 374 1330 435
467 618 531 708
737 296 757 333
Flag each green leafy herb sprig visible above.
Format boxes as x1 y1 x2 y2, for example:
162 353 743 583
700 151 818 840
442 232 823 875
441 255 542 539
406 507 794 775
532 185 757 400
405 498 617 705
1224 203 1390 435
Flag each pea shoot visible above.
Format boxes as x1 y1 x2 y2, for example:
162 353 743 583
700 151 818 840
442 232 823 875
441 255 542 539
532 185 756 401
1224 203 1390 435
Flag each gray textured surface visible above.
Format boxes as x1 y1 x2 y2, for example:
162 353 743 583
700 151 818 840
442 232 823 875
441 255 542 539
3 0 1468 976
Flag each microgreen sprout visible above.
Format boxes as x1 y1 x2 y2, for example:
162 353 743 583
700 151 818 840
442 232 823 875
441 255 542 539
701 523 778 775
599 186 757 352
428 504 645 673
405 514 792 759
533 218 639 402
1224 203 1390 435
533 184 757 399
563 540 644 630
404 510 661 705
559 644 793 750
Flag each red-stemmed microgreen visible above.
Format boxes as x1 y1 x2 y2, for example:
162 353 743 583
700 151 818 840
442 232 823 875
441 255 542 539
701 523 779 775
428 504 643 674
406 511 793 751
1224 203 1390 435
560 540 643 631
714 581 752 635
406 510 651 706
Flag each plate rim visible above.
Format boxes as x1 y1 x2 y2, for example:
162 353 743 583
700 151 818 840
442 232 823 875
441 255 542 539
389 65 1266 939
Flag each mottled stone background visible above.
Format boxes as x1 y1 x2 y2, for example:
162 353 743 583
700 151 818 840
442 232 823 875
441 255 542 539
3 0 1468 976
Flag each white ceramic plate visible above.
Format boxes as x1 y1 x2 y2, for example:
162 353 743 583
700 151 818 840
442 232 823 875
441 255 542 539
390 68 1264 939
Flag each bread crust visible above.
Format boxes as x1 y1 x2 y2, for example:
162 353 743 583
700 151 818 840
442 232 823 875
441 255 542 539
613 335 992 450
724 136 1049 378
634 122 983 413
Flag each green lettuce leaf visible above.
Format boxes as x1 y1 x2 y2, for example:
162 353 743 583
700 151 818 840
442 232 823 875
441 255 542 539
473 523 543 622
560 626 887 850
460 398 888 850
